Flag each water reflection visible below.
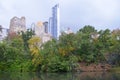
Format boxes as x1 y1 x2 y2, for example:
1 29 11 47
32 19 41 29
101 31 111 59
0 72 120 80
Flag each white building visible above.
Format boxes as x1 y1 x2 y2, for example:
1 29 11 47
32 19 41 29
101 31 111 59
35 21 52 43
65 28 73 34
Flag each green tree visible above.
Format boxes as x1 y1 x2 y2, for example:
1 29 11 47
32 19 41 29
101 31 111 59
59 33 76 56
98 29 111 50
79 25 97 34
106 29 120 66
76 26 106 63
21 29 35 51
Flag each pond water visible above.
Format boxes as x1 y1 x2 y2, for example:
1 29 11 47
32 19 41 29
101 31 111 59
0 72 120 80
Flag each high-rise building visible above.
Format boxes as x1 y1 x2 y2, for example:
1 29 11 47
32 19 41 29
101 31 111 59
35 21 44 37
49 4 60 39
9 16 26 34
34 21 52 43
48 17 52 34
43 22 48 33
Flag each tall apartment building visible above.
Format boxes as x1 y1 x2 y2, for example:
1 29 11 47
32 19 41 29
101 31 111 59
35 21 44 37
43 22 48 33
9 16 26 34
48 17 52 34
34 21 52 43
49 4 60 39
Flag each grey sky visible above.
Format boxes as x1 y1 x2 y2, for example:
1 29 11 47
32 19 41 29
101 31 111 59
0 0 120 31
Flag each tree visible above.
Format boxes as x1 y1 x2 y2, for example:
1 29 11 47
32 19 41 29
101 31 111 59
75 26 107 63
21 29 35 51
0 41 23 71
106 29 120 65
79 25 97 34
28 36 42 70
10 36 24 51
98 29 111 50
59 33 76 56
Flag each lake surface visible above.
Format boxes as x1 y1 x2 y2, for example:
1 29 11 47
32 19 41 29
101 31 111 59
0 72 120 80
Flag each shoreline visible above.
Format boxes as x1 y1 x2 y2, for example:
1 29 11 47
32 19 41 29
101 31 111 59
75 63 112 72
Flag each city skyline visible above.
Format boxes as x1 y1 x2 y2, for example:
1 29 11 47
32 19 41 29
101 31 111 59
0 0 120 32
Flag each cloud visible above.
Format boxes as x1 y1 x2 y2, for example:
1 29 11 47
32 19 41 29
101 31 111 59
59 0 120 30
91 0 119 19
0 0 120 30
0 0 16 12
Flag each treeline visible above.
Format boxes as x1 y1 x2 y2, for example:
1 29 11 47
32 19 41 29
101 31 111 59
0 25 120 72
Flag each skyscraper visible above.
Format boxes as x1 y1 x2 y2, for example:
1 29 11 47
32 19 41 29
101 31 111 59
49 4 60 39
43 21 48 33
48 17 52 34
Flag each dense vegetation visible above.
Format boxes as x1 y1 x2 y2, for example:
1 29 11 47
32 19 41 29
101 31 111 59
0 26 120 72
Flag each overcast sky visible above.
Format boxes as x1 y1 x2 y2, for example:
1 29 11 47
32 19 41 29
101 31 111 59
0 0 120 31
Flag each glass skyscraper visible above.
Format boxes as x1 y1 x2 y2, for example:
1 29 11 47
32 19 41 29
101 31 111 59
49 4 60 39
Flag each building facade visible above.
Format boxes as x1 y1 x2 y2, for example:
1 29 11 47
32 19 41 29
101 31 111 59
48 17 52 34
65 27 73 34
35 21 52 43
35 21 44 37
43 22 48 33
49 4 60 39
9 16 26 34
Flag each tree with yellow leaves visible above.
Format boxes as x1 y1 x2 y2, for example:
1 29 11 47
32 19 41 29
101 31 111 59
28 36 42 68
